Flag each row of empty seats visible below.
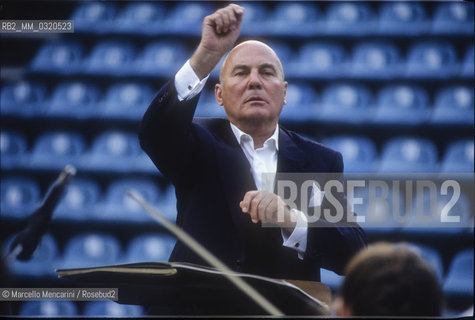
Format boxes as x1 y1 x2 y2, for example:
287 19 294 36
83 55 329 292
28 40 474 78
2 81 473 125
71 1 474 36
5 233 175 276
2 130 472 173
18 301 144 317
1 176 176 222
0 130 155 173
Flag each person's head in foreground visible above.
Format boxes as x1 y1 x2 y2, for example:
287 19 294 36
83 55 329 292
336 242 443 316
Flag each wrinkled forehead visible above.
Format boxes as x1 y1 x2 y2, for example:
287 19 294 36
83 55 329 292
221 41 285 79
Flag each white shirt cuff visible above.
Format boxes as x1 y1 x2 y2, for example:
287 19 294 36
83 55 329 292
174 59 209 101
282 209 308 260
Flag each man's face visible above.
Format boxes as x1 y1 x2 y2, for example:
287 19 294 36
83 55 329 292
215 41 287 128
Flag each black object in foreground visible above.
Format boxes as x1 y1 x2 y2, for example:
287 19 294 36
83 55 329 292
8 165 76 261
57 261 330 316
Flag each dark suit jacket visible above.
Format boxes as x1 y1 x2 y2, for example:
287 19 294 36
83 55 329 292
139 80 367 281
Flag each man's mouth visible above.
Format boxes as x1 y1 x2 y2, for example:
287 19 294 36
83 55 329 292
245 96 267 103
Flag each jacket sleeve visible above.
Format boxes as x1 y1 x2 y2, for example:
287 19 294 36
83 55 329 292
304 151 368 275
138 79 202 184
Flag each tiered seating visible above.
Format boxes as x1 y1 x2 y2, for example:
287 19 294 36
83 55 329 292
443 249 474 302
1 1 473 316
378 2 430 35
102 82 155 120
441 139 474 173
0 131 28 170
29 131 86 171
0 81 47 117
321 135 377 172
83 301 144 317
374 84 430 125
431 86 474 125
61 233 122 269
54 178 101 221
19 301 78 317
317 83 373 124
30 41 84 74
1 177 41 219
125 234 176 263
48 82 101 119
378 137 438 172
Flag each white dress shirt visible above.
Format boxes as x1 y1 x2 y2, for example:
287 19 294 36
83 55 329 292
174 60 308 258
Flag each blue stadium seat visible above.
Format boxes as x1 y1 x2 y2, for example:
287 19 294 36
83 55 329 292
432 2 474 35
102 82 154 120
441 139 474 173
0 131 28 170
317 83 374 124
61 233 122 269
296 42 347 78
99 178 160 222
0 81 47 117
195 88 227 118
137 41 188 76
378 2 430 35
54 178 101 221
85 131 154 173
321 135 377 172
237 2 269 36
159 184 178 222
379 137 438 172
71 2 117 33
269 2 321 36
403 190 472 234
30 41 84 74
350 41 402 79
431 86 474 125
19 301 78 317
48 82 101 119
1 177 40 219
374 84 430 125
86 41 136 75
168 2 215 35
443 249 474 300
115 2 167 34
83 301 144 317
6 233 59 277
279 83 317 122
350 183 405 232
246 41 294 74
125 234 176 263
325 2 376 35
461 45 474 78
320 268 343 292
405 41 459 78
29 131 86 170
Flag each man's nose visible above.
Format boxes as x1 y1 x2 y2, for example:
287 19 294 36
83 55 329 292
247 69 262 89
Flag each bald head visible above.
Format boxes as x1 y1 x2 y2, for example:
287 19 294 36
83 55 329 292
219 40 285 83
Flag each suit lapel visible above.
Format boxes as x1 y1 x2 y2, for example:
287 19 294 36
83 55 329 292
214 122 256 246
277 127 308 173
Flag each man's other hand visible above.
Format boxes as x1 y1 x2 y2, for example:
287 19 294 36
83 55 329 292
190 4 244 80
240 190 297 233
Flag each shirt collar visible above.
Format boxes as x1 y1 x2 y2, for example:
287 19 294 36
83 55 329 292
230 122 279 151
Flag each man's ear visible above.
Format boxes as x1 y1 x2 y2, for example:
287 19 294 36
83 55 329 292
283 81 288 105
215 83 224 106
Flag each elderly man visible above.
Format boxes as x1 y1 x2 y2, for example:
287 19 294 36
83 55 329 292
139 4 366 281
